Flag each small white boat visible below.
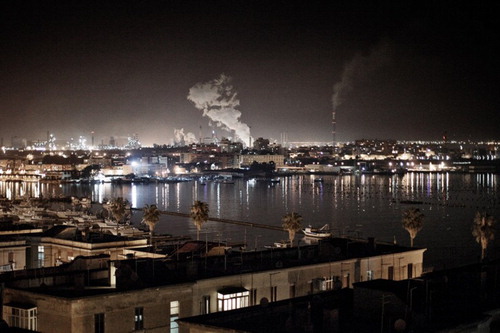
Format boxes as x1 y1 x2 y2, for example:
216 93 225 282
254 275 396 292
265 240 291 249
302 224 332 238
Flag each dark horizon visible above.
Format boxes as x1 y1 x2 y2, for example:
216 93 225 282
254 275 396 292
1 1 499 146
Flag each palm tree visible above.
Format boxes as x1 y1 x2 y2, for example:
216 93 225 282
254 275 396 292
142 204 161 246
190 200 209 240
282 212 303 246
402 208 424 247
472 211 496 261
108 197 130 235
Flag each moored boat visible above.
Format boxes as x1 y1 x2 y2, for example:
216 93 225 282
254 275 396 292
265 240 291 249
302 224 332 238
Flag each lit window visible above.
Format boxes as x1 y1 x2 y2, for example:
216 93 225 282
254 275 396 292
37 246 44 267
217 287 249 311
170 301 179 333
367 270 374 281
3 303 37 331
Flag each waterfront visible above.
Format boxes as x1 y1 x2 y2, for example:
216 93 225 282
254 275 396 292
1 172 499 270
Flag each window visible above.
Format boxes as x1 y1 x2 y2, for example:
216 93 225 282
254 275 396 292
312 276 341 292
388 266 394 280
367 270 374 281
201 296 210 315
289 284 296 298
37 246 44 267
342 273 350 288
270 286 277 302
134 307 144 330
250 288 257 305
7 252 16 270
3 304 37 331
407 263 413 279
170 301 179 333
95 313 104 333
217 287 249 311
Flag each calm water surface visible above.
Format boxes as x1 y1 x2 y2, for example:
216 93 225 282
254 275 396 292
2 173 499 270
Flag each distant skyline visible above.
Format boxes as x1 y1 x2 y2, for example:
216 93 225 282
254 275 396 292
1 1 499 146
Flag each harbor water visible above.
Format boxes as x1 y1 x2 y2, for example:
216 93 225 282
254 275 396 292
1 172 499 270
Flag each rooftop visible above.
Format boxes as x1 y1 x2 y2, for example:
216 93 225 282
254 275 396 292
2 237 424 298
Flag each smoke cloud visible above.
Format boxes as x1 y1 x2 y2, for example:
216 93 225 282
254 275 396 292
174 128 197 145
187 74 252 147
332 41 393 110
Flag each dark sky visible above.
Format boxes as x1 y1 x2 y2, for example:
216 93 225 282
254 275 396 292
1 1 499 146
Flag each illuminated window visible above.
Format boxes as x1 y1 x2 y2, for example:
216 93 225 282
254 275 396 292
217 287 249 311
312 276 341 292
367 270 374 281
134 307 144 330
94 313 104 333
170 301 179 333
37 246 44 267
3 303 37 331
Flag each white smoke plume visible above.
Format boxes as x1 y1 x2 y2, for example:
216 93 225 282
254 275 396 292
187 74 252 147
174 128 197 146
332 41 393 110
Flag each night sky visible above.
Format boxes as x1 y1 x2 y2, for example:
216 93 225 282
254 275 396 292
1 1 499 146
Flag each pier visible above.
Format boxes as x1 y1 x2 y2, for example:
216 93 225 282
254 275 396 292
156 210 284 232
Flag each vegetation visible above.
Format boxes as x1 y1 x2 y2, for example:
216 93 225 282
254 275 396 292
472 211 496 261
190 200 209 240
142 204 161 245
108 197 131 234
281 212 303 246
402 208 424 247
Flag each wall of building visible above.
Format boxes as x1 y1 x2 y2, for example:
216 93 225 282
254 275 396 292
3 283 194 333
2 246 425 332
191 248 425 315
34 237 147 268
238 154 285 168
0 240 27 271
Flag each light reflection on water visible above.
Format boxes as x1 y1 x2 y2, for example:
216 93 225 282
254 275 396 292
1 173 499 269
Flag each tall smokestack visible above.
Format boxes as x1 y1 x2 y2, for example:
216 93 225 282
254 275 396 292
248 126 252 148
332 110 336 147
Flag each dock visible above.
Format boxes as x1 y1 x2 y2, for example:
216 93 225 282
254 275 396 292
157 210 284 232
